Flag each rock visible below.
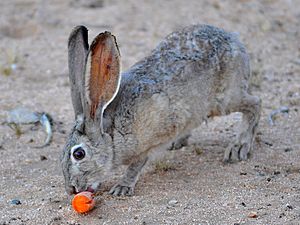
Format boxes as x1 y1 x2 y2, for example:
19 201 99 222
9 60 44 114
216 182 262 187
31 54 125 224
11 199 21 205
284 148 293 152
285 204 293 210
248 211 258 218
168 199 178 206
40 155 47 161
274 171 280 175
70 0 104 8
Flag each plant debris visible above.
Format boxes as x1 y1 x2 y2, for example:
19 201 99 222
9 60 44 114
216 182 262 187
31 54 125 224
0 48 19 76
6 107 53 147
268 106 289 126
155 161 176 172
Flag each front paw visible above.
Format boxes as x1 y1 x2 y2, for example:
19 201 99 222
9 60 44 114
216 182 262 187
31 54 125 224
109 183 134 196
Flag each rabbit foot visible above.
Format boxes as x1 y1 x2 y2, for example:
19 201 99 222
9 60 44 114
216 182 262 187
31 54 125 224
223 131 252 163
109 183 134 196
223 95 261 163
223 142 250 163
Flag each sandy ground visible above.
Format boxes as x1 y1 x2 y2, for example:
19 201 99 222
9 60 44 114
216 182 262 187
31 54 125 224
0 0 300 224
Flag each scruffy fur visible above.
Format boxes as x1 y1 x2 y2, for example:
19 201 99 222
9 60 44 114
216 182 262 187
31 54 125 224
61 24 261 196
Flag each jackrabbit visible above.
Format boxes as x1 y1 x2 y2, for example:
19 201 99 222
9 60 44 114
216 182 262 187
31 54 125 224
61 24 261 196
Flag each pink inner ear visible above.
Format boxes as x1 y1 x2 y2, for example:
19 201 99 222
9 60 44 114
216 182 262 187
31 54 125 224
88 32 120 120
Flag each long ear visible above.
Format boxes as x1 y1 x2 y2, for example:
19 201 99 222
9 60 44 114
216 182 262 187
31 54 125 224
85 31 121 135
68 26 89 119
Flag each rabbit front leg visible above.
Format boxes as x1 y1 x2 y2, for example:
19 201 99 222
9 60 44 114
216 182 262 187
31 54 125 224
168 134 190 150
109 154 148 196
224 94 261 162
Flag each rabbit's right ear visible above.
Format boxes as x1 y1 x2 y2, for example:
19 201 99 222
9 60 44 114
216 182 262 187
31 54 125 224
84 31 121 136
68 26 89 118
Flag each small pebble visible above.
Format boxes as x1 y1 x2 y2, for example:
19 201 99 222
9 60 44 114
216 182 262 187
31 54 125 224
52 217 61 222
274 171 280 175
285 204 293 210
264 141 273 146
257 172 266 177
11 199 21 205
168 199 178 206
279 212 285 218
284 148 293 152
40 155 47 161
248 211 258 218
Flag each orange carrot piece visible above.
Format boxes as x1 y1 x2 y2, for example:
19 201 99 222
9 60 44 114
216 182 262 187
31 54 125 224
72 191 95 213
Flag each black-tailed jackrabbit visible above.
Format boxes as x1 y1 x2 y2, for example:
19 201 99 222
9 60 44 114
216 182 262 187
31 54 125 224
61 25 261 196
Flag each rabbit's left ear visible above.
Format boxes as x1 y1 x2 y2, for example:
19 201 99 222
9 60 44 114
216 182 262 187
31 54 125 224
68 26 89 119
84 31 121 135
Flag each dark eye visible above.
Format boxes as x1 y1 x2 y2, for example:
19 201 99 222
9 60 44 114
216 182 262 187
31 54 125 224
73 147 85 160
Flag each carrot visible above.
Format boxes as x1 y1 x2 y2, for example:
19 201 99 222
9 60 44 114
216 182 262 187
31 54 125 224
72 191 95 213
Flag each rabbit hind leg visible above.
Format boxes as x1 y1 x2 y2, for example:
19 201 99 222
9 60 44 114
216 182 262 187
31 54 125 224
223 93 261 162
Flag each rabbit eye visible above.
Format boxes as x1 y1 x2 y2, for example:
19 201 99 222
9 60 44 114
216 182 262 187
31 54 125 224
73 147 85 160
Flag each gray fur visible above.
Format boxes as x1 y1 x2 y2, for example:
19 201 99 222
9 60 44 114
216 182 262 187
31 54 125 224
61 24 261 196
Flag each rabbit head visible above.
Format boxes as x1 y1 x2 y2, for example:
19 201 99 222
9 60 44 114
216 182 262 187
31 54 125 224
61 26 121 195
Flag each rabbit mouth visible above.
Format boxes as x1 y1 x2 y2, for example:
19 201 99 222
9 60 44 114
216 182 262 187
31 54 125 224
85 182 101 194
71 186 95 195
74 186 96 194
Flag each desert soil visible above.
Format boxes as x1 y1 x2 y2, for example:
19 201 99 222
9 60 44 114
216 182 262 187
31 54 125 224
0 0 300 224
